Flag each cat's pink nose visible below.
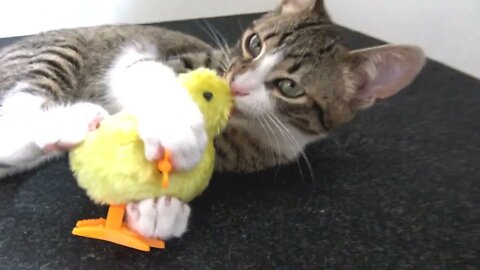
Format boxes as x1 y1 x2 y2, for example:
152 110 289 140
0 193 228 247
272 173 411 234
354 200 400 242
230 81 249 96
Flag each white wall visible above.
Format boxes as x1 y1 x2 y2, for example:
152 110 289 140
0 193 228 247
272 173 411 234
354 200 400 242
326 0 480 79
0 0 478 79
0 0 277 37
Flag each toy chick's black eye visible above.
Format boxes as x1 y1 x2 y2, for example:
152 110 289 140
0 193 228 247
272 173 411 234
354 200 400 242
203 91 213 101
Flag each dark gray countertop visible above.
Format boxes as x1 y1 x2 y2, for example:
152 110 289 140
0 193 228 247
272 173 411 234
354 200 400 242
0 14 478 269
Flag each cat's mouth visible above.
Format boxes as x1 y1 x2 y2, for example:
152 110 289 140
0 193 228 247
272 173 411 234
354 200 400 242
225 70 253 97
225 70 251 118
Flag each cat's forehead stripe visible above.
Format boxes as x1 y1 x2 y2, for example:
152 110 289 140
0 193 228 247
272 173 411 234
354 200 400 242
287 61 302 74
277 32 294 47
263 32 278 42
292 21 327 32
285 52 313 59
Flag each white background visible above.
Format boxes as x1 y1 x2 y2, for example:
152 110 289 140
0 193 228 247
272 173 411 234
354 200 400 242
0 0 479 79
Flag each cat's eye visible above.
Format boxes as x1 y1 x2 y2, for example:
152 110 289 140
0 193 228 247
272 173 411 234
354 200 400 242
245 33 263 57
203 91 213 101
274 79 304 98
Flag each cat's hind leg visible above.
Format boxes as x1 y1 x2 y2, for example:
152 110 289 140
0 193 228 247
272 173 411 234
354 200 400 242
0 85 108 179
0 90 50 178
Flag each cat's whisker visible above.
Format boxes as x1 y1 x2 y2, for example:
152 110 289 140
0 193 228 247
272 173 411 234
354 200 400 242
237 19 245 33
262 112 305 181
261 115 283 167
262 116 281 165
203 20 232 60
264 113 305 182
218 52 232 73
198 20 232 69
267 113 315 182
197 20 220 48
217 58 231 73
215 50 230 72
271 114 314 179
257 116 280 166
197 20 232 68
220 49 233 70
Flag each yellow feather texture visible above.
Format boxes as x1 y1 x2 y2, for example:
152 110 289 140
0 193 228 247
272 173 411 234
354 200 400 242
69 68 232 205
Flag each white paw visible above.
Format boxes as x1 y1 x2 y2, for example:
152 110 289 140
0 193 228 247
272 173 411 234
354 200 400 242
135 79 207 170
34 102 109 152
109 54 207 170
126 196 191 240
137 111 207 170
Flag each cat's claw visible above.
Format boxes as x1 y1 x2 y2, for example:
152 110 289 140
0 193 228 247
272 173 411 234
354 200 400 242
34 102 109 152
126 196 191 240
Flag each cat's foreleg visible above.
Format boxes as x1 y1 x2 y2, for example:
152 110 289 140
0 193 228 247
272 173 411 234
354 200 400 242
107 45 206 238
107 45 207 170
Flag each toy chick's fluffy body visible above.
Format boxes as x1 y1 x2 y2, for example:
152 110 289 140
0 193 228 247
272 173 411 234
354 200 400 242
70 68 232 204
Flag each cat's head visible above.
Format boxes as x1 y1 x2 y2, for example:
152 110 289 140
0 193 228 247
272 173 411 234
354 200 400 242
225 0 425 139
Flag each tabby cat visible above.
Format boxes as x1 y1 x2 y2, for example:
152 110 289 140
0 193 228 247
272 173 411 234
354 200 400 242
0 0 425 240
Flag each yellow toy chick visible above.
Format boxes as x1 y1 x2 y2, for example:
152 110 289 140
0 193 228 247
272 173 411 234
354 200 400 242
69 68 233 251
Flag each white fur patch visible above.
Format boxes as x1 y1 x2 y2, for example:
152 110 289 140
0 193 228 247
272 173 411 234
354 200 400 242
227 52 321 158
233 53 282 118
0 83 110 179
126 196 191 240
107 45 207 170
231 114 318 160
0 87 48 171
2 84 45 115
34 102 109 151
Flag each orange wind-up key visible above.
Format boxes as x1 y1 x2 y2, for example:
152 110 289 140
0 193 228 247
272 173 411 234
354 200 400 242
157 150 172 188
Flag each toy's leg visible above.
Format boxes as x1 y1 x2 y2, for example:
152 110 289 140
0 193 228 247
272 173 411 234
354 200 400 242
73 205 165 251
126 196 191 240
105 204 125 229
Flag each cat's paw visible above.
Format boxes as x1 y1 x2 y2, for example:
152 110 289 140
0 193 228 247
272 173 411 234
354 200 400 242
110 55 207 170
126 196 191 240
136 88 207 170
34 102 109 152
138 113 207 170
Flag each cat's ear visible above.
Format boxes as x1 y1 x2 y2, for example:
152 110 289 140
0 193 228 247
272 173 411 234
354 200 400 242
346 45 426 110
281 0 328 16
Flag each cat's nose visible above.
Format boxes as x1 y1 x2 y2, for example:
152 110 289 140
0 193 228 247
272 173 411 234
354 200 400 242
230 79 249 96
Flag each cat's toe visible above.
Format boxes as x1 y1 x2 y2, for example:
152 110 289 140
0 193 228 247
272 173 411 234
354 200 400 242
161 124 207 170
35 102 109 152
126 196 191 240
153 196 191 239
126 198 158 238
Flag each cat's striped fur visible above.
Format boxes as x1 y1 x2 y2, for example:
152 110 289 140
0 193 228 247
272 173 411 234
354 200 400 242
0 1 425 175
0 0 425 240
0 25 286 173
0 26 222 111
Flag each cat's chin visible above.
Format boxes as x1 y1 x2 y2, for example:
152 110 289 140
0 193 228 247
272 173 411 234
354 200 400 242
229 110 249 124
230 108 261 122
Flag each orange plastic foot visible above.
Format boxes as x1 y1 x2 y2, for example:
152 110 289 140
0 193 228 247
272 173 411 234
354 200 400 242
72 205 165 251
